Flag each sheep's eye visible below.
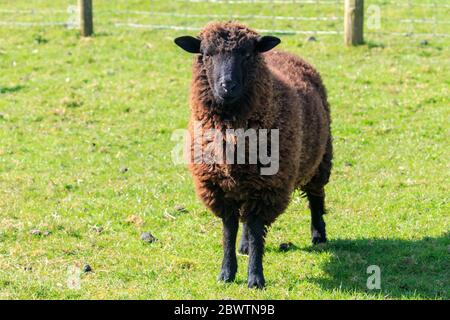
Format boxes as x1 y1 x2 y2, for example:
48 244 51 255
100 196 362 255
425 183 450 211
239 50 251 59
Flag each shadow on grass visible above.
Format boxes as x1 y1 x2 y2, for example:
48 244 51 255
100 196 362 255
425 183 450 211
0 85 24 94
297 233 449 299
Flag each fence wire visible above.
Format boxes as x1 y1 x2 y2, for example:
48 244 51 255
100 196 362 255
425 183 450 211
0 1 449 39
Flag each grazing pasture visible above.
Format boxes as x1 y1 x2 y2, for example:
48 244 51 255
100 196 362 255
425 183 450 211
0 0 448 299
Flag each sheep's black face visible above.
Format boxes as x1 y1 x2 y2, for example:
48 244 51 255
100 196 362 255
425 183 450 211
204 47 251 106
175 34 281 107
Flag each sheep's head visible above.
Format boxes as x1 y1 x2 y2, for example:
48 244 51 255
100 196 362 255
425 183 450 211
175 22 280 107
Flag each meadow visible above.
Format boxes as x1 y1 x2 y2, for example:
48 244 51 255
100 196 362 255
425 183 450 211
0 0 448 299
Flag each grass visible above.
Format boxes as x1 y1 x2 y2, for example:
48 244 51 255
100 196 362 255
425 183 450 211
0 0 449 299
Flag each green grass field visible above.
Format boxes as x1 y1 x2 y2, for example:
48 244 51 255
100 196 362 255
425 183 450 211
0 1 449 299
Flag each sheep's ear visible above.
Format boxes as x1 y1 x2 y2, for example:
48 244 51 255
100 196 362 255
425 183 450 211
174 36 201 54
256 36 281 52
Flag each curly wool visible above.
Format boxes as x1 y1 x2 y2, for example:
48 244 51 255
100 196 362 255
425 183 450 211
198 22 259 53
186 22 333 225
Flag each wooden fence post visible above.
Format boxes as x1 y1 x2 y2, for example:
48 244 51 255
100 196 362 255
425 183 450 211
78 0 93 37
344 0 364 46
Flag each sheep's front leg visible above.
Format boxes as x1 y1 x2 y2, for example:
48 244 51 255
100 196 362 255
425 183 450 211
218 214 239 282
238 222 249 255
247 216 266 289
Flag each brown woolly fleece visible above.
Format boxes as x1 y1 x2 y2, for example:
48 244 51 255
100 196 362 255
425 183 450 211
186 22 332 225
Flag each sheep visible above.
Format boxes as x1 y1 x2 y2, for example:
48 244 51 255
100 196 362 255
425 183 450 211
174 22 333 289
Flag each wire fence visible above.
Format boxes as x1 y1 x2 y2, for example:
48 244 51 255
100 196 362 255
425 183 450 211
0 0 449 39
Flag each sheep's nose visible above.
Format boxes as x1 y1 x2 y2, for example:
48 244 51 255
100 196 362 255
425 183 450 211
221 80 237 93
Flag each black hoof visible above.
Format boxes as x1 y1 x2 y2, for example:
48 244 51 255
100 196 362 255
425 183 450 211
218 269 236 283
312 236 327 245
248 273 265 289
238 243 249 255
311 230 327 245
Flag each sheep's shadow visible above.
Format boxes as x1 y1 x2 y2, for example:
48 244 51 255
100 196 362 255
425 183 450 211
295 233 450 299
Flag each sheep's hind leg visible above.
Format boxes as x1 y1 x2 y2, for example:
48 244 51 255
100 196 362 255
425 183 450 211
218 214 239 283
307 192 327 245
247 216 267 289
238 223 249 255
